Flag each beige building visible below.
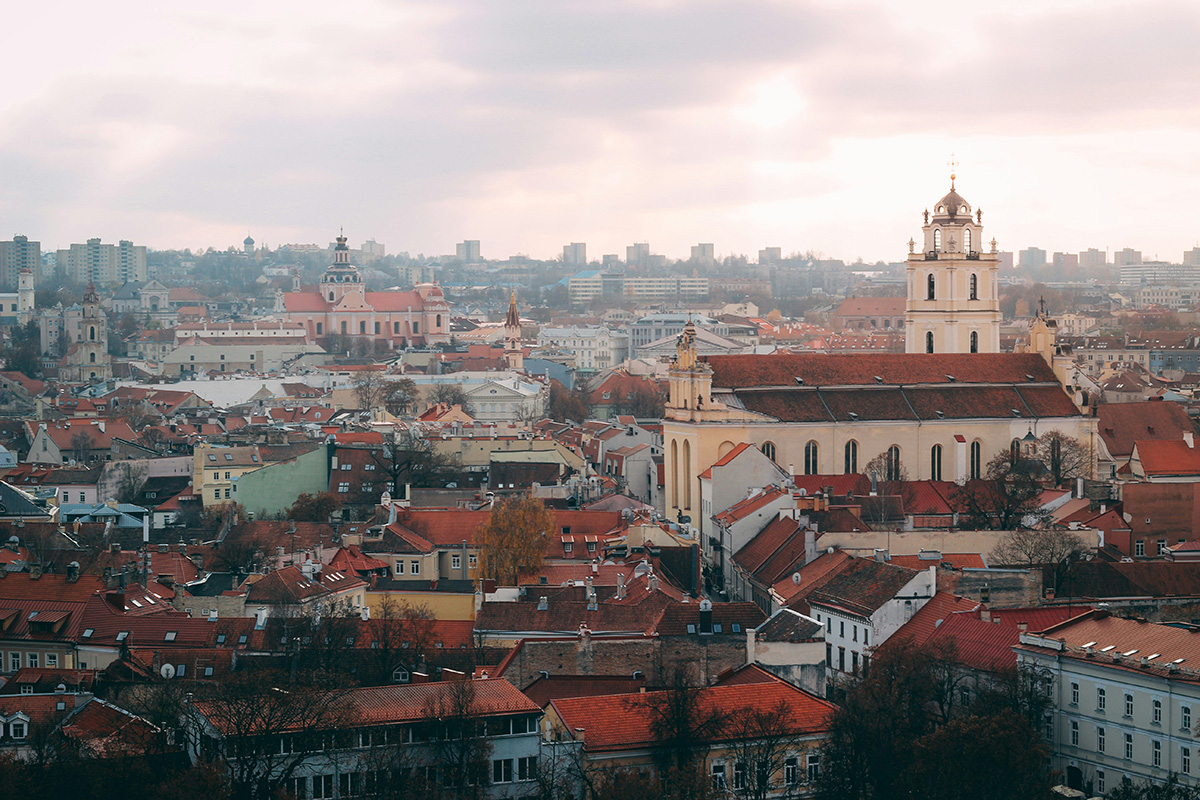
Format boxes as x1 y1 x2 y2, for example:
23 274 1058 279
905 178 1002 354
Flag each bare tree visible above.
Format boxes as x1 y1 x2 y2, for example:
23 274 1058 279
989 526 1087 592
644 667 728 772
70 430 95 463
352 369 390 411
384 377 419 417
368 430 459 495
369 595 436 684
721 698 813 800
1034 429 1092 486
952 450 1049 531
113 462 147 504
432 383 470 412
414 679 493 800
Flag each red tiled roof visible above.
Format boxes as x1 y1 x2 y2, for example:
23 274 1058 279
475 601 662 636
1016 610 1200 681
714 487 790 526
550 678 835 752
1098 401 1196 459
656 602 766 636
891 591 978 647
733 516 804 584
706 352 1061 389
698 442 754 480
775 549 854 607
327 545 390 576
807 557 920 619
791 474 870 497
888 553 986 571
521 675 646 708
1134 439 1200 476
835 297 906 318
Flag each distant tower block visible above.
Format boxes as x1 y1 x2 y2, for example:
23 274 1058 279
905 169 1001 355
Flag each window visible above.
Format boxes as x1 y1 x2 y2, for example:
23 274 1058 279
844 440 858 474
46 653 57 668
851 651 859 673
1158 539 1168 555
410 560 419 575
784 757 799 786
1070 720 1079 746
970 331 979 353
1136 540 1146 557
165 631 177 642
20 685 32 695
711 764 727 789
863 629 869 646
451 554 462 570
732 762 747 789
1097 770 1106 794
885 445 901 482
807 753 821 782
970 441 982 480
27 653 38 669
804 441 819 475
563 541 573 554
964 228 973 253
518 756 537 781
493 759 513 784
1125 693 1134 717
840 621 845 637
1071 682 1079 705
339 774 361 798
338 482 350 493
204 666 214 677
838 647 845 671
392 667 410 683
826 617 832 633
1184 747 1191 774
225 488 231 499
930 444 943 481
1125 732 1134 760
1154 699 1162 724
10 720 26 739
852 625 858 642
926 331 934 354
1154 739 1162 767
1098 687 1106 711
311 774 334 799
395 561 404 575
761 442 776 462
970 272 978 300
960 686 971 706
1183 705 1192 731
1097 726 1106 753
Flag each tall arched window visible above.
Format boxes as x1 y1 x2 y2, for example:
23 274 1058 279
844 440 858 474
804 441 819 475
670 440 678 509
926 274 936 300
436 314 442 328
970 273 978 300
1050 437 1062 480
885 445 901 481
930 444 943 481
970 331 979 353
964 228 973 253
683 440 692 510
970 441 982 480
926 332 934 354
933 229 942 252
89 327 96 341
329 291 335 301
88 352 96 364
1010 438 1021 463
761 442 777 462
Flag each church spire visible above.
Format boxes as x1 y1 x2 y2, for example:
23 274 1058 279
504 291 523 372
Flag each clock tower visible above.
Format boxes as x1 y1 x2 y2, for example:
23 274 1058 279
905 171 1002 354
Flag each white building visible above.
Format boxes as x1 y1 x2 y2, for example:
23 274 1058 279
1017 610 1200 794
535 326 628 373
809 557 936 677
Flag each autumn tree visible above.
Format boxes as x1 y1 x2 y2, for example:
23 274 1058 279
1034 429 1092 486
288 491 342 522
384 377 419 417
475 492 555 585
951 450 1048 530
548 379 588 423
907 710 1050 800
351 369 390 411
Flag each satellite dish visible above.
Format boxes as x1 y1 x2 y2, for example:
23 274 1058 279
159 663 176 680
791 572 802 585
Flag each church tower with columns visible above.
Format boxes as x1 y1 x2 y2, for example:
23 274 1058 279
905 170 1002 354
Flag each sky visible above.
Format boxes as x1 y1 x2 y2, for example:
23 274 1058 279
3 0 1200 264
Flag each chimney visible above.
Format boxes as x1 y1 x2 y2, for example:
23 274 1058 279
158 543 168 554
699 598 713 634
254 606 268 630
1187 432 1195 449
30 563 42 580
587 595 598 611
360 606 370 621
585 575 594 597
873 548 889 562
110 542 120 554
208 609 217 622
178 542 187 555
804 526 816 565
66 561 79 583
616 572 626 600
1017 622 1028 633
648 574 659 593
537 596 548 611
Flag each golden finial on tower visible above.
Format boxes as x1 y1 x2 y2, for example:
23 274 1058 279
947 153 959 189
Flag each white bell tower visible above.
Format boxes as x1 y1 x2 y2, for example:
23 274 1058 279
905 166 1002 354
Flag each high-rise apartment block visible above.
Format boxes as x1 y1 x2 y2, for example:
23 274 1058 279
56 239 147 285
563 242 587 266
1079 248 1107 268
1053 252 1079 271
758 247 782 264
0 235 41 290
1184 247 1200 267
456 240 481 262
626 242 650 266
1018 247 1047 269
1114 247 1143 267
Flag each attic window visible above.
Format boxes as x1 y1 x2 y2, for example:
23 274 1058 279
115 631 128 641
1011 409 1021 416
945 375 957 382
208 455 216 462
848 412 859 421
216 634 226 644
873 376 883 384
731 623 741 633
539 577 548 585
713 624 723 633
176 664 186 676
686 624 696 634
251 455 259 462
935 411 945 419
130 599 143 608
224 454 233 461
164 631 177 642
82 628 94 638
237 634 248 645
204 666 214 677
1025 374 1035 381
795 377 804 385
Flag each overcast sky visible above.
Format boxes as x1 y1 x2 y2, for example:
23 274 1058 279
3 0 1199 263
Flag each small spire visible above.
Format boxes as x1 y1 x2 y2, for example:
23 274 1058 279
948 153 959 189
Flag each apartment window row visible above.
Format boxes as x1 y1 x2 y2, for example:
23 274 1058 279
7 652 57 672
1073 682 1191 733
712 754 820 789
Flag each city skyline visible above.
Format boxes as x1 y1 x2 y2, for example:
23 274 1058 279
4 1 1200 262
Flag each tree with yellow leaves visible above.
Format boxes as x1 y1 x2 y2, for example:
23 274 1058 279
476 493 555 585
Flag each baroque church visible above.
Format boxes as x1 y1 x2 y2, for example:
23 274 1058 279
276 233 451 349
662 178 1097 524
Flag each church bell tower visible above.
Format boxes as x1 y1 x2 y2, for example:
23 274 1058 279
905 167 1002 354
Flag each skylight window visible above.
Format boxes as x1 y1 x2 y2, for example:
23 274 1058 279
238 634 248 645
164 631 177 642
224 453 233 461
82 628 94 638
208 454 216 462
116 631 128 641
130 599 143 608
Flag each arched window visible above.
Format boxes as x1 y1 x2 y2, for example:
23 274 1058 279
964 228 972 253
761 442 777 462
436 314 442 328
970 441 982 480
683 440 692 510
844 440 858 474
804 441 819 475
904 599 914 619
88 352 96 364
970 331 979 353
1010 438 1021 463
885 445 901 482
926 331 934 354
926 274 936 300
670 440 678 509
89 327 96 342
933 229 942 252
329 292 335 301
930 444 943 481
1050 437 1062 480
970 273 978 300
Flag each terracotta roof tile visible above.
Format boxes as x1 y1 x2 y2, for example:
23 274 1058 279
807 557 920 619
707 352 1060 389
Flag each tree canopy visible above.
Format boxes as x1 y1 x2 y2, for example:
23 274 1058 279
475 493 554 585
